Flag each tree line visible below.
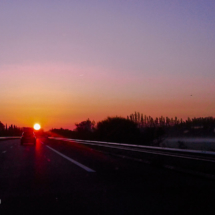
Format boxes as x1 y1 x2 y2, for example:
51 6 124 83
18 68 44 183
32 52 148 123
50 117 160 145
127 112 215 128
49 116 164 145
0 122 22 136
1 113 214 144
50 114 215 145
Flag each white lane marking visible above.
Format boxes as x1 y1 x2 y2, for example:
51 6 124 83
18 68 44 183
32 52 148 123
45 145 95 173
2 151 6 153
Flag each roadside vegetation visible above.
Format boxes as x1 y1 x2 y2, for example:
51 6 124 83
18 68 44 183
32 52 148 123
50 113 215 146
1 113 215 145
0 122 44 137
0 122 22 136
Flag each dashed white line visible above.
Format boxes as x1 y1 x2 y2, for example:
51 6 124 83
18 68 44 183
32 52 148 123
45 144 95 173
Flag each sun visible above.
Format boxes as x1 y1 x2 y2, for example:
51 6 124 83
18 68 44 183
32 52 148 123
34 123 41 130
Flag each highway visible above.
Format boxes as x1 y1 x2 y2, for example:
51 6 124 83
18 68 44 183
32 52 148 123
0 138 215 214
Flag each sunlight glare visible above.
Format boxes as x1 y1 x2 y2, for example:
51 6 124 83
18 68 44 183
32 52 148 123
34 123 41 130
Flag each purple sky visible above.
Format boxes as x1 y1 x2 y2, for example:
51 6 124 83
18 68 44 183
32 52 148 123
0 0 215 130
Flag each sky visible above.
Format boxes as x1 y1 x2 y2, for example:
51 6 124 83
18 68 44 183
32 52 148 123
0 0 215 130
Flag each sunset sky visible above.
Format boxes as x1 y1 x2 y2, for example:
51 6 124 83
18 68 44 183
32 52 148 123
0 0 215 130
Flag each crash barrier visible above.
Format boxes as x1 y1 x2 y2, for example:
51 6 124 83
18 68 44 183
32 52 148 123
0 137 20 140
48 137 215 177
48 137 215 156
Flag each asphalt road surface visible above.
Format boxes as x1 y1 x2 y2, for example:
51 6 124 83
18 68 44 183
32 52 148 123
0 138 215 214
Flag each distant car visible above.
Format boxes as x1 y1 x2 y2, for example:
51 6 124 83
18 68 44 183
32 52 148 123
21 131 36 145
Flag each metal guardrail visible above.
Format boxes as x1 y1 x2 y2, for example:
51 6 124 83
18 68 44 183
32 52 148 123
1 136 212 177
1 136 214 177
48 137 215 177
0 137 20 140
48 137 215 157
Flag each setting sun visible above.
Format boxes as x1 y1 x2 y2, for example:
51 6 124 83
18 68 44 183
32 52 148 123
34 123 41 130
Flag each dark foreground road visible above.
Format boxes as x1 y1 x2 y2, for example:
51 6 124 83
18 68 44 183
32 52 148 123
0 138 215 214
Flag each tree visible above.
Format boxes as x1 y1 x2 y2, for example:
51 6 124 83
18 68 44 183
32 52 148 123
141 114 144 126
0 121 5 135
137 112 140 123
134 112 137 123
75 119 95 133
96 117 141 144
155 117 159 126
166 117 170 126
0 121 4 131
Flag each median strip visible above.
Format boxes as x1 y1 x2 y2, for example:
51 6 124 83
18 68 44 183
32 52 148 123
45 144 95 173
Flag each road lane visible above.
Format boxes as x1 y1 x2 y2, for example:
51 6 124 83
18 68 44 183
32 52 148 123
0 139 95 197
0 138 215 214
0 139 17 152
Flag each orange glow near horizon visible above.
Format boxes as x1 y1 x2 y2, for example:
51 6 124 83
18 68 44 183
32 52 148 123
0 63 214 131
1 2 215 132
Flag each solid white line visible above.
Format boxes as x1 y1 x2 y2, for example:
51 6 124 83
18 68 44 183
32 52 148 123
45 145 95 172
2 151 6 153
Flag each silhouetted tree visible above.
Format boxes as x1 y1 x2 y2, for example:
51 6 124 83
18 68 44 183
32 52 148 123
74 119 95 139
96 117 141 144
75 119 95 133
138 112 140 123
134 112 137 123
0 121 4 131
0 121 5 136
141 114 144 126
